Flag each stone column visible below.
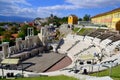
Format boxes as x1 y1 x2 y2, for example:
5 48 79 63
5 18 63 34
41 27 47 45
32 36 37 47
25 36 29 49
27 36 33 49
27 27 34 36
16 38 22 52
2 42 9 59
24 40 28 49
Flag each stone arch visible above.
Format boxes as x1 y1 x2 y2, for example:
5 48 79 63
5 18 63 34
116 20 120 31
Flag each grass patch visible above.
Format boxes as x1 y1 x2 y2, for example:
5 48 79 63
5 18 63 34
73 28 94 35
90 65 120 80
79 54 94 60
0 75 78 80
73 28 86 35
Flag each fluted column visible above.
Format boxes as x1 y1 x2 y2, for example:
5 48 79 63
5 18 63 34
16 38 22 52
2 42 9 59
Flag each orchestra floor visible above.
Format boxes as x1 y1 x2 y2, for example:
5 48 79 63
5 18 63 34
22 52 72 73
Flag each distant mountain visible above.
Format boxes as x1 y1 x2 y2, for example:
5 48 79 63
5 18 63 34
0 15 34 22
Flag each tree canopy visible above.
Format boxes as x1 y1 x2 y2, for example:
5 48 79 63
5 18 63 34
10 26 18 34
18 25 39 39
78 18 82 21
2 31 11 42
83 14 91 21
0 27 5 36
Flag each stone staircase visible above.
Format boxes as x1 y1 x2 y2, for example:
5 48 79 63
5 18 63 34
67 40 80 51
59 24 73 37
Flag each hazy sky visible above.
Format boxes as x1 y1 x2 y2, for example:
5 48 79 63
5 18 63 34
0 0 120 18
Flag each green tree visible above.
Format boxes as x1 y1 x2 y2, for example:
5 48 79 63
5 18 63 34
18 25 39 39
18 31 26 39
18 25 29 38
2 31 11 42
59 17 68 24
33 26 40 35
10 26 18 34
78 18 82 21
0 27 5 36
83 14 91 21
41 22 49 26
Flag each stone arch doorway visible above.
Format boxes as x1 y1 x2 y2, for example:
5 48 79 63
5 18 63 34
116 20 120 31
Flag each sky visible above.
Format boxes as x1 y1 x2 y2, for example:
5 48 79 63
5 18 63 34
0 0 120 19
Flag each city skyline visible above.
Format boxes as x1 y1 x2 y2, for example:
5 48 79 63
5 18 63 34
0 0 120 19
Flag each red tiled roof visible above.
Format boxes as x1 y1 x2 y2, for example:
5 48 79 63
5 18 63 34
0 36 3 40
11 34 18 38
0 34 18 41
